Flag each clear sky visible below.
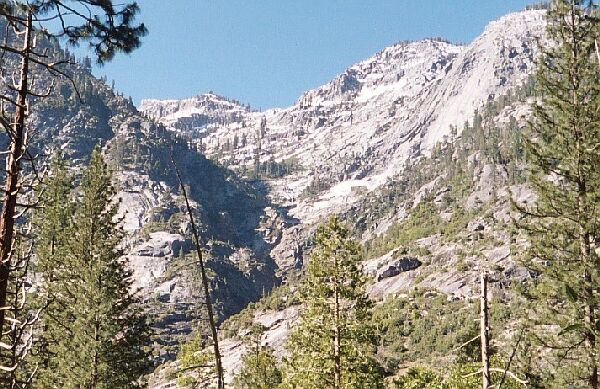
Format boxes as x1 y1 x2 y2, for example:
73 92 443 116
90 0 535 109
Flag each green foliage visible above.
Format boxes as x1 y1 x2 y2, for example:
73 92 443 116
32 154 74 277
392 362 524 389
281 217 384 388
392 368 443 389
372 288 528 380
32 150 150 388
363 200 441 259
233 326 282 389
515 1 600 385
175 332 217 388
22 0 147 64
372 290 480 371
363 195 480 260
233 347 281 389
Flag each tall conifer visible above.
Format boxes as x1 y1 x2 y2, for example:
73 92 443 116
518 1 600 386
281 217 383 389
33 149 149 388
30 154 74 385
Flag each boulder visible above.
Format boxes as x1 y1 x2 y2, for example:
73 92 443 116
376 256 422 281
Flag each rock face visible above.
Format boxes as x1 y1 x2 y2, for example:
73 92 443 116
140 10 545 225
127 231 187 295
376 257 422 281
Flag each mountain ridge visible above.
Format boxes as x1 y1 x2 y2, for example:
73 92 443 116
139 9 545 228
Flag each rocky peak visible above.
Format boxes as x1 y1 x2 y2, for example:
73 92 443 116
295 38 462 108
139 93 253 137
420 9 546 151
133 9 547 263
137 12 546 221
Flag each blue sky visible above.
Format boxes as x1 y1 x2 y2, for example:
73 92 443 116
90 1 534 109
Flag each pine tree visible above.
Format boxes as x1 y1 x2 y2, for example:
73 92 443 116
517 1 600 387
33 155 73 279
176 331 217 388
281 217 383 389
0 0 147 346
33 149 150 388
29 154 74 385
233 325 282 389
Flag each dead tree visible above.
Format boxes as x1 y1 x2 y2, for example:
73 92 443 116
0 223 50 389
596 39 600 73
0 9 33 353
171 156 225 389
480 271 490 389
461 270 528 388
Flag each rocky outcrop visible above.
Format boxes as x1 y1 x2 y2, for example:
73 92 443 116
127 232 187 295
376 257 422 281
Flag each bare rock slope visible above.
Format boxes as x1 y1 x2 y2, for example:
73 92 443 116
140 10 544 224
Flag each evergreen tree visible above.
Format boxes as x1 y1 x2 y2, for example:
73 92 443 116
29 154 74 385
33 154 73 279
33 149 150 388
233 346 281 389
281 217 383 389
233 325 282 389
176 331 217 388
0 0 147 347
517 1 600 387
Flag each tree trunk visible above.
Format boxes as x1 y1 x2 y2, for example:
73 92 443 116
480 271 490 389
578 116 597 389
569 2 597 387
90 318 99 389
0 10 31 343
171 158 224 389
583 250 597 389
595 39 600 74
577 127 597 389
89 198 99 389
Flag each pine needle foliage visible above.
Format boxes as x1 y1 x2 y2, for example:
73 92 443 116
281 216 383 389
516 0 600 386
33 149 150 388
233 326 282 389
